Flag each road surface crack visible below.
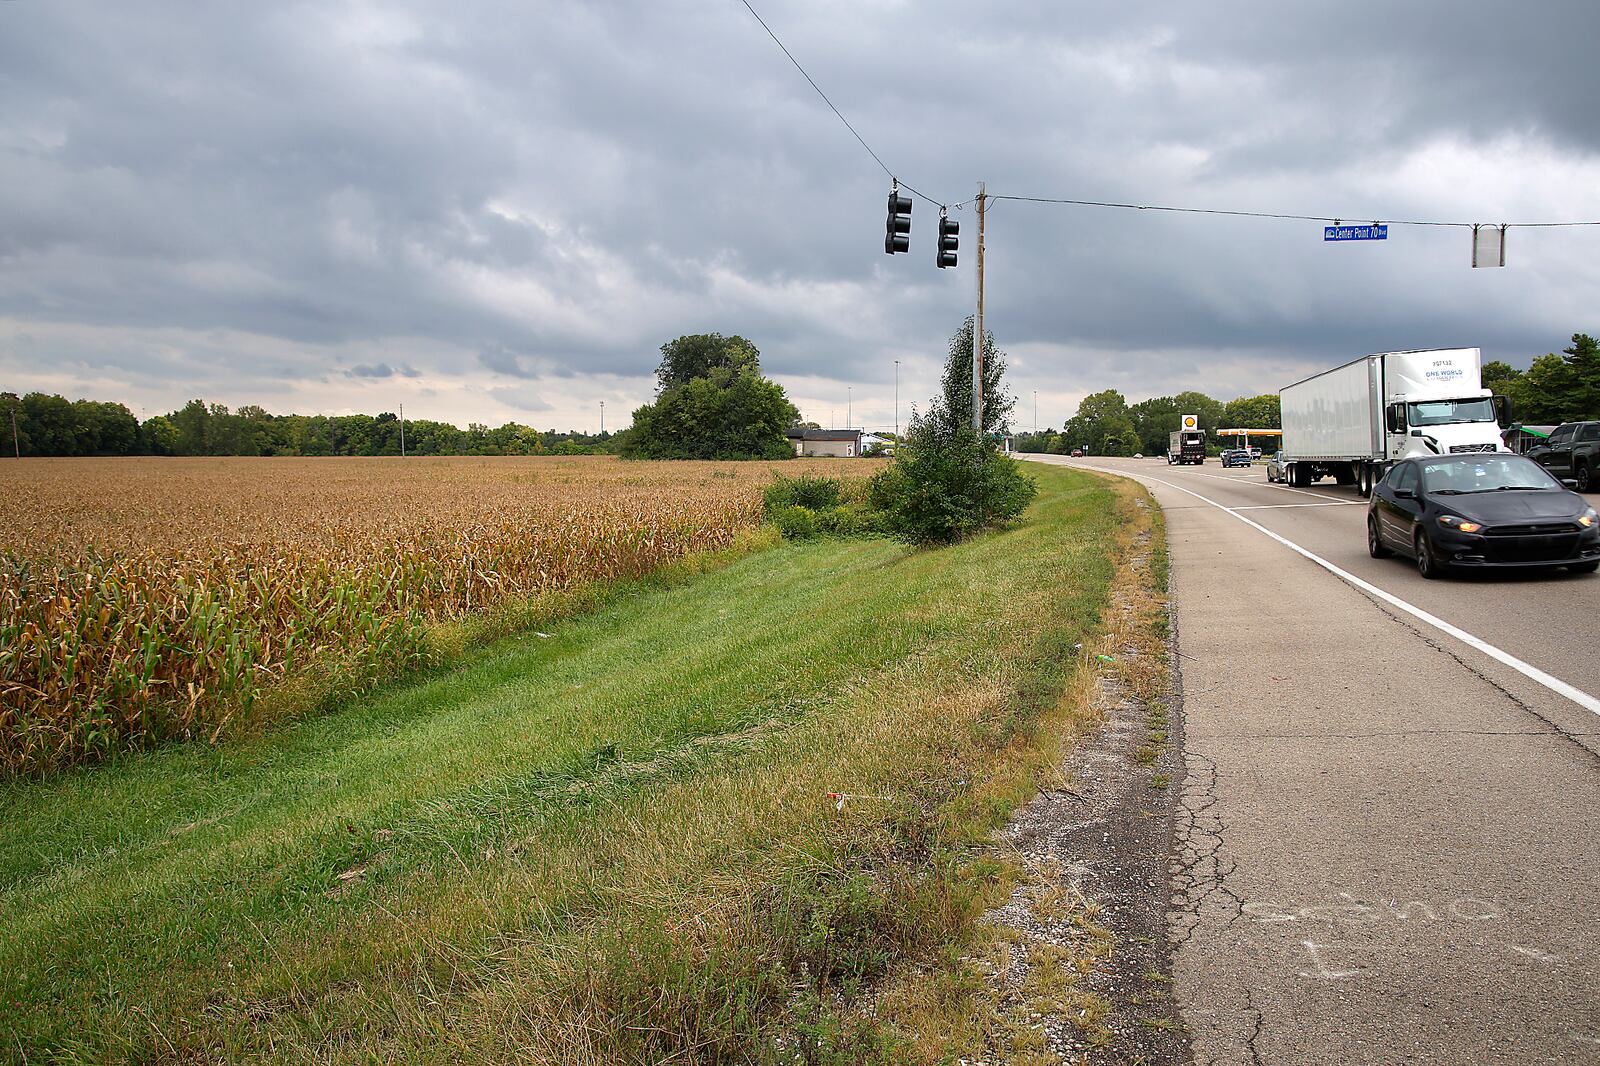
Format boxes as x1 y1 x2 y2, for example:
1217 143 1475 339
1366 599 1600 763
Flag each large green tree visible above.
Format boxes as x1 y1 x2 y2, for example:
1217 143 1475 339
1128 395 1182 455
655 334 761 393
622 335 798 460
1221 393 1281 430
1064 389 1131 454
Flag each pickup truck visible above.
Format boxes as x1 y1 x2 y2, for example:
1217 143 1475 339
1529 421 1600 492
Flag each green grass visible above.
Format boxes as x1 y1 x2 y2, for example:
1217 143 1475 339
0 466 1127 1063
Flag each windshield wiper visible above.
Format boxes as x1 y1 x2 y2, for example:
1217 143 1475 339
1432 488 1466 495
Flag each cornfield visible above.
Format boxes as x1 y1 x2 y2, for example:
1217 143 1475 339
0 455 877 777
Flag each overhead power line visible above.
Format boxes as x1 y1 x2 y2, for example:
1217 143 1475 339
986 194 1600 230
736 0 944 208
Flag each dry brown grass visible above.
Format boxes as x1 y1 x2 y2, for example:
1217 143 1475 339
0 455 879 777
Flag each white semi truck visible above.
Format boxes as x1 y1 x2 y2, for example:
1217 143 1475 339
1279 347 1511 496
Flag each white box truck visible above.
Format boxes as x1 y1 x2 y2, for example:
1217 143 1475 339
1279 347 1510 496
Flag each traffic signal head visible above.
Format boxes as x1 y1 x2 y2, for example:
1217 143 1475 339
936 213 959 268
885 189 911 254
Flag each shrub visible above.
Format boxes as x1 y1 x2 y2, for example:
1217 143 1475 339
764 475 844 513
868 401 1037 544
769 504 820 539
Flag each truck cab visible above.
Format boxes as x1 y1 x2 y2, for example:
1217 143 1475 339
1383 395 1511 461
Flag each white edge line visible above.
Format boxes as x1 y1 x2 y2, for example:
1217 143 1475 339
1061 459 1600 719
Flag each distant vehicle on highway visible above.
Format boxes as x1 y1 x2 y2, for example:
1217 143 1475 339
1070 448 1083 458
1367 454 1600 578
1221 449 1252 468
1265 450 1290 483
1527 420 1600 493
1168 426 1206 465
1279 348 1511 497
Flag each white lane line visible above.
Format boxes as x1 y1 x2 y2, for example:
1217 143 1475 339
1233 502 1366 510
1080 463 1600 719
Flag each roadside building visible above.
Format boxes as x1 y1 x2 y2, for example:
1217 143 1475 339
786 428 863 457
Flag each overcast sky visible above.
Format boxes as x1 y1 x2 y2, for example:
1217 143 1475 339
3 1 1598 433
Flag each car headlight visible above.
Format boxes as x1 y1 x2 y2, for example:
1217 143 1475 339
1438 514 1482 533
1579 508 1598 528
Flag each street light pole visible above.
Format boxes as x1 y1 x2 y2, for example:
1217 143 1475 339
893 360 899 440
1034 390 1038 435
600 400 605 435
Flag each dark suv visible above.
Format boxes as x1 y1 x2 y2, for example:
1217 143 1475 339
1529 421 1600 493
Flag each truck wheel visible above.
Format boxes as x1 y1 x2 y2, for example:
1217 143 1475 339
1368 516 1391 558
1576 464 1591 493
1414 530 1447 579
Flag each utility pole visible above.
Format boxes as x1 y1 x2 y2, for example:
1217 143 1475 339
9 403 18 459
847 386 852 429
399 403 406 457
1034 390 1038 435
893 359 900 439
600 400 605 435
973 182 987 433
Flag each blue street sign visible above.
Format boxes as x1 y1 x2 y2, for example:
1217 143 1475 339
1324 224 1388 242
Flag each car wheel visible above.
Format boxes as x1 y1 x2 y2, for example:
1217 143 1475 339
1414 529 1446 579
1577 464 1591 493
1568 561 1599 574
1368 516 1391 558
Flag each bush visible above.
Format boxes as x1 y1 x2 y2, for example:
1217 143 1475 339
763 477 885 540
764 475 844 513
868 401 1037 544
769 504 820 539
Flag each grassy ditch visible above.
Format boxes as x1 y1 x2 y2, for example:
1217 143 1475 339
0 465 1149 1063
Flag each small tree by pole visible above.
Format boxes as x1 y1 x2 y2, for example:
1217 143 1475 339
941 315 1015 435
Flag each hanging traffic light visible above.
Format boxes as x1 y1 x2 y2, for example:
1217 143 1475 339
936 210 959 268
885 185 911 254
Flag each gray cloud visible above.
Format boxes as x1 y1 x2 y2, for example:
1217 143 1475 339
1 0 1597 430
348 362 420 379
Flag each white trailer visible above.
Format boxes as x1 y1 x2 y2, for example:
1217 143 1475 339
1279 347 1510 496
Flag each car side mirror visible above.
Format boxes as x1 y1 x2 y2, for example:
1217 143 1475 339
1561 479 1579 489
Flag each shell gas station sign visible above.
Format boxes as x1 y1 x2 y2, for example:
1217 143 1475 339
1181 414 1199 431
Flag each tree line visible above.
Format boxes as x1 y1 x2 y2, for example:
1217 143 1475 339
1482 334 1600 426
0 392 615 458
1014 390 1281 457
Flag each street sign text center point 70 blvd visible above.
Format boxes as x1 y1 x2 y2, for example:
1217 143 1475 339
1324 224 1388 241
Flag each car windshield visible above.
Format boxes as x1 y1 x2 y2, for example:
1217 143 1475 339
1419 455 1560 494
1407 398 1496 426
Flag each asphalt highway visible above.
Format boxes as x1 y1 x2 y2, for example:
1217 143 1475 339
1026 454 1600 1066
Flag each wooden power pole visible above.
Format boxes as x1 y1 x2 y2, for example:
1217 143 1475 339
972 182 987 433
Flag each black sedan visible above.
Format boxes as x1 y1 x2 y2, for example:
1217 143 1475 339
1368 454 1600 578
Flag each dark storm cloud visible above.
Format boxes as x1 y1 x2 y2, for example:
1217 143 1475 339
1 0 1597 424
